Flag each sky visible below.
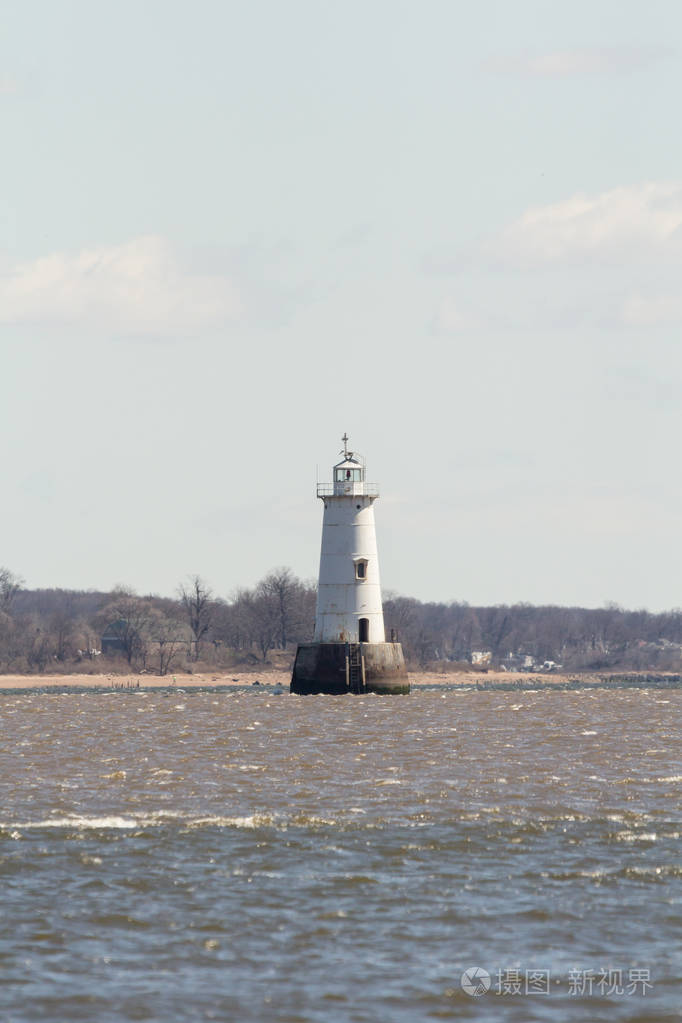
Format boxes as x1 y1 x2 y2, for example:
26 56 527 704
2 0 682 611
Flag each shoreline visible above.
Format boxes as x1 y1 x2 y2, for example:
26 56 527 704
0 669 680 693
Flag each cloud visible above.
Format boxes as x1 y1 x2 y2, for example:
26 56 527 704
0 75 17 95
484 45 672 78
432 296 481 334
603 365 681 408
433 282 682 335
488 182 682 268
430 182 682 332
619 292 682 329
0 236 243 337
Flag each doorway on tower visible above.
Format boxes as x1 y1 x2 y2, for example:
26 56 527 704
358 618 369 643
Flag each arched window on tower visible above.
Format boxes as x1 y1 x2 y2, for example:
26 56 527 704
354 559 368 580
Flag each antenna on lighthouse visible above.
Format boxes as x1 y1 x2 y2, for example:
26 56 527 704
341 432 349 459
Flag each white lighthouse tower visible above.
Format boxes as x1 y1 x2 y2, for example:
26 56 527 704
314 434 385 645
291 436 409 694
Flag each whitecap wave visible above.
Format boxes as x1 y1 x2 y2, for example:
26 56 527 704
10 815 139 830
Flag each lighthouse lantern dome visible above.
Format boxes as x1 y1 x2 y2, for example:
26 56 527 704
333 456 365 484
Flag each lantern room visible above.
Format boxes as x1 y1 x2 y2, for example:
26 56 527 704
334 457 364 482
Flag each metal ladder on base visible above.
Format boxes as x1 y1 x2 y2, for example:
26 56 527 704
347 643 365 694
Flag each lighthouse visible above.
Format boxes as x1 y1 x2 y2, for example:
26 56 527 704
291 436 410 694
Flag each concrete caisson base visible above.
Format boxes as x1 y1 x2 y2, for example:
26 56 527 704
290 642 410 695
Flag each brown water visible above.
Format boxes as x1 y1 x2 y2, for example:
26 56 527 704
1 687 680 1022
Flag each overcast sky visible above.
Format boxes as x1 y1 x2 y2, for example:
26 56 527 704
2 0 682 611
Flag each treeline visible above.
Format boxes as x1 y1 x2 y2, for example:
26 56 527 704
1 565 682 675
383 596 682 672
0 566 315 676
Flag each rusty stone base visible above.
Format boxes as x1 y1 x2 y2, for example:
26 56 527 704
290 642 410 695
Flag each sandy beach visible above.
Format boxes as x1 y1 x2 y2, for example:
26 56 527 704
0 668 672 690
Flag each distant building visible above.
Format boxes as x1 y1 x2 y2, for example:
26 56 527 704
501 652 538 672
101 619 130 656
471 650 492 667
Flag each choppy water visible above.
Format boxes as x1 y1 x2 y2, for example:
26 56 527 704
1 687 680 1022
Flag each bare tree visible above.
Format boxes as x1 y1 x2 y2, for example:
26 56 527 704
97 590 156 666
258 567 306 649
178 575 214 661
210 598 248 654
231 587 279 662
0 611 24 671
148 610 187 676
27 623 54 672
48 592 77 662
0 567 23 614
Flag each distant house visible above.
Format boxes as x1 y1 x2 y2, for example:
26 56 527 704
502 652 538 672
101 619 130 656
471 650 492 667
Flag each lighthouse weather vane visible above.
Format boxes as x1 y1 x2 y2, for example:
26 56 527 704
341 432 350 459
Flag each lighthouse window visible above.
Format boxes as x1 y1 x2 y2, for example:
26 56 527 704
355 559 368 580
335 467 362 482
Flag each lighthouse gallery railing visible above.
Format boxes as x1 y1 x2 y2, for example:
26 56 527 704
316 483 380 498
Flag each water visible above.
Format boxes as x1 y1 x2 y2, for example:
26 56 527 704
1 687 680 1022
